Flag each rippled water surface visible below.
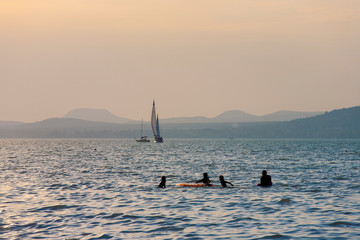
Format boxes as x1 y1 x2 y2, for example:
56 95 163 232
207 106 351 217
0 138 359 239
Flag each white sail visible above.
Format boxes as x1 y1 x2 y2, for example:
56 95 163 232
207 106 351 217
151 101 158 136
156 114 160 136
151 100 163 142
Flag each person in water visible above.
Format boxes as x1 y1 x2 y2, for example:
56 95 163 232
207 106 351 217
219 175 234 187
259 170 272 187
159 176 166 188
196 172 211 185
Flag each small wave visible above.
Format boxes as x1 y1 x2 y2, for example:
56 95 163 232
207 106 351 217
329 221 360 227
10 222 37 231
335 176 348 180
145 215 167 221
57 184 80 190
148 226 185 233
261 207 280 213
30 204 78 212
123 214 142 219
309 189 322 193
87 234 113 239
306 207 321 213
0 225 10 231
278 198 291 204
205 163 216 167
48 183 66 189
228 217 257 223
257 234 291 239
103 213 124 219
344 151 360 156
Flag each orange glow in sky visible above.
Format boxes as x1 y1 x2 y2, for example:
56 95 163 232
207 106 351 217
1 0 360 122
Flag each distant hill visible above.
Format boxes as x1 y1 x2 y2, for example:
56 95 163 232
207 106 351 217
62 108 322 124
256 110 324 122
162 110 322 123
213 110 256 122
280 106 360 138
0 121 24 127
1 106 358 138
162 106 360 138
161 116 211 123
0 118 141 138
63 108 136 124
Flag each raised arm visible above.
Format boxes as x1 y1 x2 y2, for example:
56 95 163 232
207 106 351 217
226 181 234 187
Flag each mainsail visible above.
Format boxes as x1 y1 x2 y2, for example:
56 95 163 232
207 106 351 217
151 101 158 136
156 115 160 136
151 100 163 143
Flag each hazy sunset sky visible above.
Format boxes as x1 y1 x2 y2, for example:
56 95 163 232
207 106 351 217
1 0 359 122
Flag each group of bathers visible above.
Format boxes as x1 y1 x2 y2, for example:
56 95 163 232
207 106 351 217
159 170 272 188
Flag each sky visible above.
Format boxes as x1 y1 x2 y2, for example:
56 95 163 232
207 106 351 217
1 0 360 122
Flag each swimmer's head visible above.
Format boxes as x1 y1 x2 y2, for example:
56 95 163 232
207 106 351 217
219 175 224 180
262 170 267 176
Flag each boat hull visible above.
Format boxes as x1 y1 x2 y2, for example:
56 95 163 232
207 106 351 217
154 136 163 143
136 138 150 143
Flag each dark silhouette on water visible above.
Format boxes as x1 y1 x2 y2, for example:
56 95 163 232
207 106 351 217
258 170 272 187
219 175 234 187
196 173 211 185
159 176 166 188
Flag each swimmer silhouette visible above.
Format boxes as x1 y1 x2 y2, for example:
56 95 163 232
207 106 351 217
219 175 234 187
196 172 211 185
258 170 272 187
159 176 166 188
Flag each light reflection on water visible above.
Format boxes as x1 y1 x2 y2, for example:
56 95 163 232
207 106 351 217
0 138 360 239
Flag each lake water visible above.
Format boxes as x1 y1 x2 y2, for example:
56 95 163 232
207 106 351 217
0 138 359 239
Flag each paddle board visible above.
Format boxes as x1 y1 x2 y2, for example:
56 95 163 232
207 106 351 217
177 183 214 187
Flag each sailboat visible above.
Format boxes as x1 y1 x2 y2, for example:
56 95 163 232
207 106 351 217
151 100 163 143
136 119 150 142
